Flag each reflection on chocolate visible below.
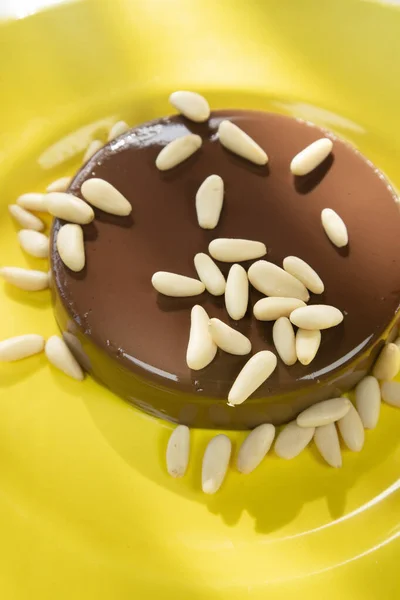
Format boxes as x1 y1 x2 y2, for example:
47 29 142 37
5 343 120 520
50 110 400 429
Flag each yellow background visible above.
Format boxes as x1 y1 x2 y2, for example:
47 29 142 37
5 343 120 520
0 1 399 598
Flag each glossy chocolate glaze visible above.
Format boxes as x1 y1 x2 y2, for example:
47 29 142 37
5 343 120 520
51 110 400 428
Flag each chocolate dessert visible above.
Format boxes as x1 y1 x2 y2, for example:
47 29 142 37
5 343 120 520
50 110 400 428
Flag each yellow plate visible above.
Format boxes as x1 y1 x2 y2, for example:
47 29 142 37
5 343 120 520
0 1 399 598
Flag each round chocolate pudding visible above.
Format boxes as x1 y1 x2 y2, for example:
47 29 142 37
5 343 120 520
51 110 400 428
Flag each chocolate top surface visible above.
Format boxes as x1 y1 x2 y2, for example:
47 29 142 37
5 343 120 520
52 110 400 399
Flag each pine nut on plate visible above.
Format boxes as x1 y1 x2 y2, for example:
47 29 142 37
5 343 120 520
169 90 210 123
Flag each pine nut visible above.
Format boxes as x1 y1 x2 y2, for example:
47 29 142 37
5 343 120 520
108 120 129 141
45 335 84 381
186 305 217 370
296 329 321 365
8 204 44 231
274 421 314 459
237 424 275 474
152 272 205 297
248 260 309 301
321 208 348 248
381 381 400 407
225 264 248 320
209 238 267 262
290 138 333 176
18 230 49 259
283 256 324 294
209 318 251 356
218 120 268 165
16 193 47 212
81 178 132 216
194 253 226 296
273 317 297 366
228 351 277 406
83 140 103 162
202 435 232 494
0 267 49 291
155 134 202 170
337 403 364 451
169 91 210 123
195 174 224 229
373 343 400 380
46 176 72 193
166 425 190 478
0 334 45 361
46 192 94 224
56 224 85 272
314 423 342 468
253 297 306 321
355 376 381 429
297 397 351 428
290 305 343 330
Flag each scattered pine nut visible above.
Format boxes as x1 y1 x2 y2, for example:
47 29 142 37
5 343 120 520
81 178 132 216
314 423 342 468
228 351 277 406
166 425 190 478
225 264 248 320
274 421 315 459
0 267 49 291
46 192 94 224
297 397 351 428
290 305 343 330
8 204 44 231
169 91 210 123
248 260 309 302
56 224 85 272
355 376 381 429
209 318 251 356
195 174 224 229
282 256 324 294
16 193 47 212
108 120 129 141
253 297 306 321
186 305 217 370
83 139 103 162
194 253 225 296
337 403 365 452
18 230 49 259
273 317 297 366
152 272 205 297
372 343 400 380
237 424 275 474
290 138 333 176
46 176 72 193
45 335 84 381
296 329 321 366
321 208 348 248
208 238 267 263
155 134 202 171
0 334 45 362
202 434 232 494
218 120 268 165
380 381 400 407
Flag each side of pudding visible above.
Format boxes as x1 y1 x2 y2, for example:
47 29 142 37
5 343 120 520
50 109 400 429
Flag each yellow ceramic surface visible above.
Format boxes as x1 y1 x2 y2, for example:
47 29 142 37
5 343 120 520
0 1 399 598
